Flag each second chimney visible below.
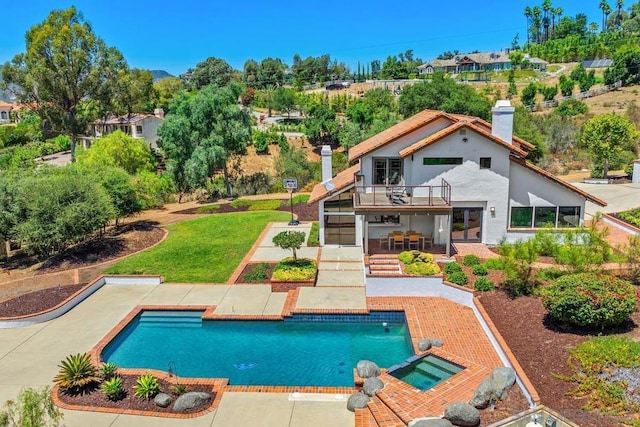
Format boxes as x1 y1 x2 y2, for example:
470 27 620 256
321 145 332 183
491 100 514 144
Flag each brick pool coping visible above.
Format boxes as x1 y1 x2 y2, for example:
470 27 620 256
79 289 536 421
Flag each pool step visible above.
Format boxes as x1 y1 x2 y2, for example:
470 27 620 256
138 311 203 325
416 357 463 377
367 395 407 426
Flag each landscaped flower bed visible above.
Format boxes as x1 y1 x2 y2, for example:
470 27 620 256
397 251 441 276
271 258 317 282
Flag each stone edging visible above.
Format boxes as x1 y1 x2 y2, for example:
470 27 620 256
602 213 640 236
0 275 162 328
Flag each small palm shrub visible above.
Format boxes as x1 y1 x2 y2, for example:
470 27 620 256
542 273 638 329
171 384 189 396
472 264 488 276
54 353 100 394
444 262 463 275
133 374 160 399
101 376 124 401
474 277 495 292
462 254 481 266
447 271 468 286
405 261 440 276
484 258 506 270
100 362 119 380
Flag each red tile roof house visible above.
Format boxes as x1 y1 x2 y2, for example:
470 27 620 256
309 101 606 256
83 109 164 150
0 100 15 124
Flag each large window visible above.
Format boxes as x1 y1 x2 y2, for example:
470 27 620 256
373 158 402 185
423 157 463 165
510 206 581 229
510 207 533 228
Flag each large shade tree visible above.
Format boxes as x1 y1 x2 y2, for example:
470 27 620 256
189 57 234 90
1 7 127 160
158 83 252 199
581 113 639 178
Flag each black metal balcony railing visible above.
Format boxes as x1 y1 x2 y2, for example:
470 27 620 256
354 177 451 208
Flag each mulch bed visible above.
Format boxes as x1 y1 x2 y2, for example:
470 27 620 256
479 385 530 426
234 262 277 284
36 221 166 275
478 289 639 427
0 283 86 318
57 374 215 415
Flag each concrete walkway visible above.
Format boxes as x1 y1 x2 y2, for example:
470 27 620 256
0 282 354 426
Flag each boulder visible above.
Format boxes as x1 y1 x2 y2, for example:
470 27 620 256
430 338 444 347
418 339 432 351
410 418 454 427
363 377 384 396
346 392 370 412
153 393 172 408
468 378 493 409
356 360 380 378
443 402 480 427
173 392 211 413
490 367 516 400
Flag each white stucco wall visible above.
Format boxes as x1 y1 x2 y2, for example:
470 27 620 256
141 116 162 149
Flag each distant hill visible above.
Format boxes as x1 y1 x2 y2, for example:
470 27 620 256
150 70 173 82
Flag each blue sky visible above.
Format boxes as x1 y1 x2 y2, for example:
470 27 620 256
1 1 606 76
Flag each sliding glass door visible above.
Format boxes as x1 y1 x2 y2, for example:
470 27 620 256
451 208 482 242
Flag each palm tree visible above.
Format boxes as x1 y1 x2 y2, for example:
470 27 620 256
600 0 611 31
543 0 553 41
532 6 542 44
589 21 600 35
525 6 533 46
616 0 624 28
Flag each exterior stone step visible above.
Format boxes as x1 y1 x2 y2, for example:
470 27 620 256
367 396 406 427
369 264 400 271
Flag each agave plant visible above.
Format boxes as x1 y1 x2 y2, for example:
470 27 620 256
53 353 99 394
133 374 160 399
171 383 189 396
100 376 124 401
100 362 119 380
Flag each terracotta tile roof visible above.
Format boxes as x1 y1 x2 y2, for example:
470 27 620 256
0 101 14 108
90 114 160 125
510 156 607 207
308 164 360 204
399 120 529 158
348 110 450 162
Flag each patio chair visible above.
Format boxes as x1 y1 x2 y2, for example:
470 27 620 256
408 234 420 250
393 234 405 250
423 234 433 249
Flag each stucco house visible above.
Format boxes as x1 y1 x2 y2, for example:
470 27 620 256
85 109 164 150
309 101 605 256
0 101 14 124
418 52 547 75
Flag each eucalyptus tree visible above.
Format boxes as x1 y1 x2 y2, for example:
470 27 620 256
1 7 127 160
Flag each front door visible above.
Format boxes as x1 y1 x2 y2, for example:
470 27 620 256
451 208 482 242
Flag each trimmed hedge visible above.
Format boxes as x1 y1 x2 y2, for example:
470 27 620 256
542 273 638 329
484 257 506 270
474 277 495 292
447 271 468 286
462 254 481 266
444 262 463 275
472 264 488 276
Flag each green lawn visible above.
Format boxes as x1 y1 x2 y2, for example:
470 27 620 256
104 211 290 283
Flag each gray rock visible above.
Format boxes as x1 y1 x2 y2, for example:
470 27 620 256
154 393 172 408
418 339 432 351
490 367 516 400
173 392 211 413
468 378 493 409
430 338 444 347
356 360 380 378
363 377 384 396
410 418 454 427
346 392 370 412
443 402 480 427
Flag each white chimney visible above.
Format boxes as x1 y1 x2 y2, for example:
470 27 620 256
154 108 164 119
321 145 332 182
491 100 515 144
633 159 640 184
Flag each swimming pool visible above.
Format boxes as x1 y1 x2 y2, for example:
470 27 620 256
102 310 413 387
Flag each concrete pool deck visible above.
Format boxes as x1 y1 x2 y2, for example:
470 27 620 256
0 222 533 426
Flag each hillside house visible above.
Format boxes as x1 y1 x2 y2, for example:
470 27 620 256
418 52 547 75
85 110 164 149
309 101 605 256
0 101 14 124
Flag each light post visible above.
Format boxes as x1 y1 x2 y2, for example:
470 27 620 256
284 178 299 226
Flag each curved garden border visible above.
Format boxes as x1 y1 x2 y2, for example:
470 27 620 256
0 275 163 328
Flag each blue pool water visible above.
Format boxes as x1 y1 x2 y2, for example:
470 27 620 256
389 355 464 390
102 311 413 387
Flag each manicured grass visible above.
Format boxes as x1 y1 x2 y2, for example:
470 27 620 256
104 211 290 282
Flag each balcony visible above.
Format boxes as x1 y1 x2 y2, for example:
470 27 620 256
353 176 452 212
